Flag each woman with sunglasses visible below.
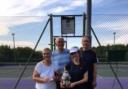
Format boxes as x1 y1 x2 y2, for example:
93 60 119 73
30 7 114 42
60 47 88 89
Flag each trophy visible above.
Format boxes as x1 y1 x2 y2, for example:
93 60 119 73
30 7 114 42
61 67 71 87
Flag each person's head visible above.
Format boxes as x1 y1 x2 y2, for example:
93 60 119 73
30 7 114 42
42 48 51 61
69 47 80 65
55 37 64 51
81 36 90 49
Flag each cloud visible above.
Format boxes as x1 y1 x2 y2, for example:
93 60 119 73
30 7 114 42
0 40 34 48
46 0 85 14
0 0 60 16
49 6 71 14
1 16 43 25
0 40 51 51
70 0 85 7
93 18 128 46
0 0 45 16
0 0 112 16
16 41 35 48
94 20 128 32
0 16 43 36
116 34 128 45
0 0 127 48
0 25 10 36
0 0 86 36
92 0 104 5
100 34 128 46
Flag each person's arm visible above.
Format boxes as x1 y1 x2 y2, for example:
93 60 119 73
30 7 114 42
69 71 88 88
92 63 97 88
32 70 49 83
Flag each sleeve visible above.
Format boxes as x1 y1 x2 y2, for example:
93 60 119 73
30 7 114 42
83 64 88 73
65 63 71 71
34 62 41 74
92 51 97 63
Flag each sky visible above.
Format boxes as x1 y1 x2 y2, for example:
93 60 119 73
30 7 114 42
0 0 128 51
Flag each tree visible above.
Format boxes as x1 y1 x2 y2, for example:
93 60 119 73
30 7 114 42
0 45 13 62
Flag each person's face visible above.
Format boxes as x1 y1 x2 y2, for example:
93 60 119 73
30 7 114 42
55 38 64 50
82 37 90 48
43 50 51 60
70 51 80 64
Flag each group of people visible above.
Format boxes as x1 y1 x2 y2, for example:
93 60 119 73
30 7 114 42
32 36 97 89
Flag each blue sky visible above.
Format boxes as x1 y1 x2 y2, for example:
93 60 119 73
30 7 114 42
0 0 128 50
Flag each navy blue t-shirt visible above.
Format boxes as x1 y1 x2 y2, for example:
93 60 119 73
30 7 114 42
81 49 97 84
66 61 88 89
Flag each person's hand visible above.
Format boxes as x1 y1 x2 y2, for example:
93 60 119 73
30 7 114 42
69 82 76 88
60 82 66 88
54 71 61 81
54 75 60 81
49 76 54 82
42 77 50 83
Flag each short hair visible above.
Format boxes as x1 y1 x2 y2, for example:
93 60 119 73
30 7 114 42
55 37 64 44
82 36 91 42
43 48 51 53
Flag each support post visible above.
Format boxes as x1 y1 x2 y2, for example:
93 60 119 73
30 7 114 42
85 0 92 46
50 14 53 51
12 33 16 63
83 13 86 36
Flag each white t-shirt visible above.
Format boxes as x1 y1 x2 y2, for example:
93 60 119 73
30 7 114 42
35 61 56 89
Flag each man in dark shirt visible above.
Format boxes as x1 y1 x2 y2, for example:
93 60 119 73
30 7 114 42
80 36 97 89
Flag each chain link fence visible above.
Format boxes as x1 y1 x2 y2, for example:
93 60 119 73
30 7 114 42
92 14 128 46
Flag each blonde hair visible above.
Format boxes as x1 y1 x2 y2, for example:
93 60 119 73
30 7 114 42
43 48 51 53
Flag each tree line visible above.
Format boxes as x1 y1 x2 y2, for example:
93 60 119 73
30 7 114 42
0 45 42 63
92 44 128 62
0 44 128 63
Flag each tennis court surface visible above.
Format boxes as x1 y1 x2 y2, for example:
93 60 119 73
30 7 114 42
0 64 128 89
0 77 128 89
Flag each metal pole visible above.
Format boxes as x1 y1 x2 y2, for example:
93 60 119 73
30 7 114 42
50 14 53 51
91 27 101 46
12 33 16 63
83 13 86 36
53 37 56 50
12 33 15 49
85 0 92 45
113 32 116 45
48 14 83 17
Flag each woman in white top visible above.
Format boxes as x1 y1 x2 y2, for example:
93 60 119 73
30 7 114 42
32 48 56 89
